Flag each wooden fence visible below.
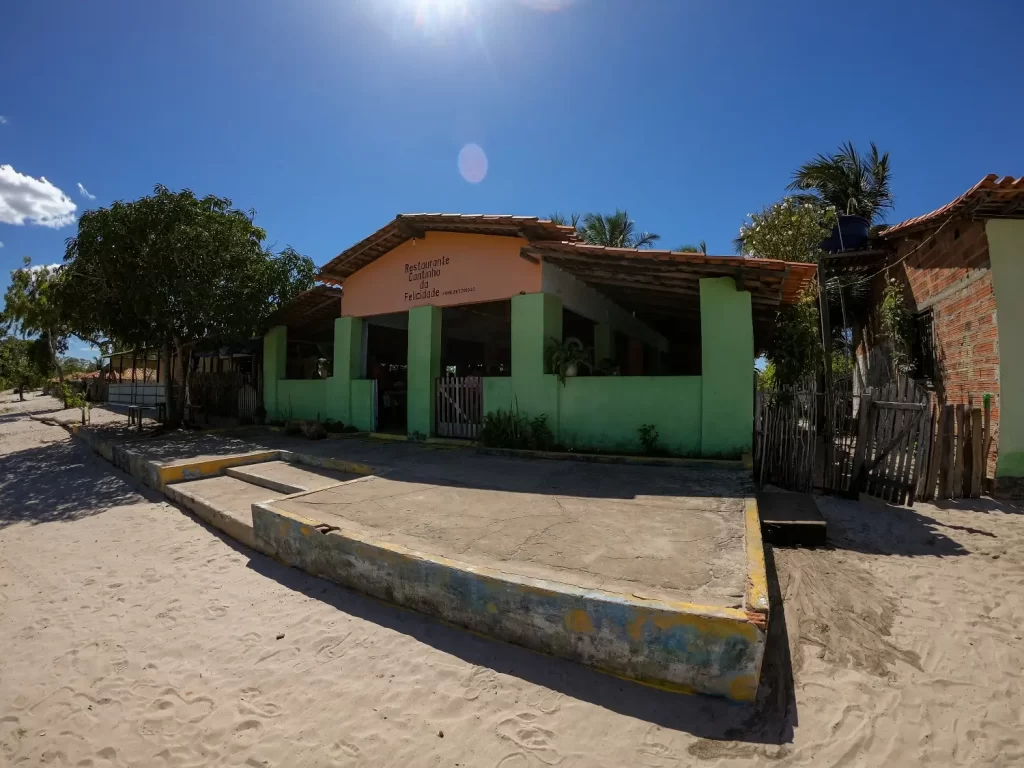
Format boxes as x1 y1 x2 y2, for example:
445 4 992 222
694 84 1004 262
756 375 995 506
435 376 483 439
754 386 818 494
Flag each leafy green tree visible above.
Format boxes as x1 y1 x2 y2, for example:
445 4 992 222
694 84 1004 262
61 185 315 425
737 198 837 262
579 210 660 248
787 141 893 223
1 258 72 392
0 337 42 399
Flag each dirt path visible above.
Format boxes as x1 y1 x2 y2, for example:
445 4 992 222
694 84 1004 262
1 413 1023 766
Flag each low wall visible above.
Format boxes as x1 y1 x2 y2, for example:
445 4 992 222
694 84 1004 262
350 380 376 431
275 379 328 421
560 376 702 456
108 382 165 406
252 500 767 700
484 375 703 457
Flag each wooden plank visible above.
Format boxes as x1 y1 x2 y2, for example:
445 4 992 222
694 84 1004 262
871 401 928 411
952 405 966 500
850 389 874 497
923 405 942 501
982 396 993 494
939 405 955 499
908 406 930 506
890 378 912 503
970 408 984 498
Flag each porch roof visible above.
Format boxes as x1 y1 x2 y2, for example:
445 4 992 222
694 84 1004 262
881 174 1024 238
318 213 577 283
266 284 343 341
522 241 817 323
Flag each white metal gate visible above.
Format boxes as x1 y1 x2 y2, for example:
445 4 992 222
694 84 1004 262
435 376 483 439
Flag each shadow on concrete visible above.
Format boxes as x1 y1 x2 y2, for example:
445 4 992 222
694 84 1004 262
0 427 160 529
234 532 795 745
227 428 754 501
815 495 972 557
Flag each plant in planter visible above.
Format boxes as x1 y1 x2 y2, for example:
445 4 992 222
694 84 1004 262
547 337 593 384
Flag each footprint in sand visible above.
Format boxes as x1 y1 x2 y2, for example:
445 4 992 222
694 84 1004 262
239 688 282 719
205 602 229 618
314 634 353 663
637 725 680 767
526 689 562 715
240 632 262 646
231 719 264 748
495 753 530 768
463 667 500 701
494 712 563 766
329 739 362 759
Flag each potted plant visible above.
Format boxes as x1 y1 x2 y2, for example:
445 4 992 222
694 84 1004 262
547 337 593 384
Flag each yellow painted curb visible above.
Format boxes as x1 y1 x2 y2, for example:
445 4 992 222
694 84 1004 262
157 450 281 486
743 497 770 623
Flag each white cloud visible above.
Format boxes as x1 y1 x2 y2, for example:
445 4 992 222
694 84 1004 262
76 182 96 201
0 241 4 248
0 164 77 228
0 116 7 125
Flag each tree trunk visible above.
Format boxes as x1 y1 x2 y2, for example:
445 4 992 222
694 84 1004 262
48 332 65 406
163 341 177 427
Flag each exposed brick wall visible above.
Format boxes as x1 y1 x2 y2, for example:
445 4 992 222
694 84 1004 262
892 217 1000 476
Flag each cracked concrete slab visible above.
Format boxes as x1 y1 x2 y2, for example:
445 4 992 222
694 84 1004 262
273 461 750 608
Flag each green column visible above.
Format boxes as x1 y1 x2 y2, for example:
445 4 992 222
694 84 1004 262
594 323 614 367
510 293 562 426
263 325 287 421
987 220 1024 481
329 316 362 425
407 305 441 436
700 277 753 457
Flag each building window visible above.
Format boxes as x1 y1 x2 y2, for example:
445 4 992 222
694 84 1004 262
912 309 936 382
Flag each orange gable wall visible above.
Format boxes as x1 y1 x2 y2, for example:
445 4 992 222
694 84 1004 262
341 232 542 318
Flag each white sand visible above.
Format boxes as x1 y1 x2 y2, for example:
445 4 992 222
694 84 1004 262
2 408 1024 766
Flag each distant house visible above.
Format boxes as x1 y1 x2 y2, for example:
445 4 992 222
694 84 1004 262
854 175 1024 497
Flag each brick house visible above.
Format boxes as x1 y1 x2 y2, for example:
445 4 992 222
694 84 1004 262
856 175 1024 496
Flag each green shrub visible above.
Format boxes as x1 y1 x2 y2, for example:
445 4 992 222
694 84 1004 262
638 423 661 455
479 404 557 451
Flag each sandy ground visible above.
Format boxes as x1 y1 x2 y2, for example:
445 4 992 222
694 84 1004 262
2 410 1024 766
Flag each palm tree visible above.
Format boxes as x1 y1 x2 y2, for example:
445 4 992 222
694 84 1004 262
548 211 581 229
787 141 893 223
579 210 660 249
676 240 707 255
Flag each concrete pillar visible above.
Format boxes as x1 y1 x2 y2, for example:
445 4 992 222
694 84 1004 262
331 316 363 425
263 325 287 421
700 277 753 457
987 219 1024 486
594 323 614 367
509 293 562 427
512 293 562 379
407 305 441 436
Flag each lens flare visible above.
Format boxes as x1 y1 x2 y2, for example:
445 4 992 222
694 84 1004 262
457 143 488 183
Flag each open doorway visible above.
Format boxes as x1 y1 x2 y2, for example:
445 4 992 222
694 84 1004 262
365 312 408 433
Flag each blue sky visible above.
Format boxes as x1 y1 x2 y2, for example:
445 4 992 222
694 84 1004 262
2 0 1022 358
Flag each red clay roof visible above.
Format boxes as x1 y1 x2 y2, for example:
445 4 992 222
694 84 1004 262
882 174 1024 238
524 241 818 314
319 214 577 283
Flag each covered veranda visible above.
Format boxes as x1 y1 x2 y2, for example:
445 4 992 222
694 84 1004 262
263 214 815 458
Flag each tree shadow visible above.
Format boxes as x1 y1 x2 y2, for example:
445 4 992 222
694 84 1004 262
815 495 971 557
0 433 158 529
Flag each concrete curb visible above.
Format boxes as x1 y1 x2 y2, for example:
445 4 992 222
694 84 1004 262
477 445 745 469
251 495 769 701
60 421 768 701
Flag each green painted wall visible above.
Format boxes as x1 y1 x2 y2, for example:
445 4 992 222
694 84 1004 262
330 316 363 425
560 376 702 455
277 380 327 421
509 293 563 427
700 278 753 457
263 325 286 418
407 305 441 436
987 220 1024 478
483 375 702 456
350 379 376 432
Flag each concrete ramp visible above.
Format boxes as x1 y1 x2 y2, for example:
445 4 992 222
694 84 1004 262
226 460 359 494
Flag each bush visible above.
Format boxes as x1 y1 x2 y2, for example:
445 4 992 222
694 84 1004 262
324 419 346 434
479 403 557 451
301 420 326 440
638 423 665 456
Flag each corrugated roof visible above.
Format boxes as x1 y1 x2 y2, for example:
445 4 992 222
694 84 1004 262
265 284 344 340
882 174 1024 238
318 213 577 283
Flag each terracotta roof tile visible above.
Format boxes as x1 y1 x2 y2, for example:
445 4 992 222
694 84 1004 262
882 174 1024 238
